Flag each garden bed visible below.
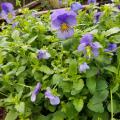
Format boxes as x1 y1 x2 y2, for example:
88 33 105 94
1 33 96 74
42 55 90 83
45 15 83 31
0 1 120 120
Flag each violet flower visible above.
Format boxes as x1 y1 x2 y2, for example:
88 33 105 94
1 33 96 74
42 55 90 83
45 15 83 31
12 22 19 28
0 2 15 23
118 5 120 10
78 34 102 57
37 50 51 59
31 83 41 102
51 9 77 39
71 2 83 13
88 0 96 4
45 88 60 105
79 62 89 73
94 12 102 24
105 43 117 52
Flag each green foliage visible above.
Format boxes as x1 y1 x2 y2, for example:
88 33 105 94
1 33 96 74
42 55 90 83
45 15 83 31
0 2 120 120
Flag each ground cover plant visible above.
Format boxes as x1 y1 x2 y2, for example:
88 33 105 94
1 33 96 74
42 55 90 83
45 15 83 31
0 1 120 120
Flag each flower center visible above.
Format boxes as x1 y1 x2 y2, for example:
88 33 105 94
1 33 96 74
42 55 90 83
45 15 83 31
86 46 92 58
61 23 69 32
8 13 13 19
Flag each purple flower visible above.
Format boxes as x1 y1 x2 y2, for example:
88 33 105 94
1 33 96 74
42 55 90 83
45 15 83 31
12 22 19 28
88 0 96 4
105 43 117 52
37 50 51 59
118 5 120 10
94 12 102 24
79 62 89 73
78 34 102 57
71 2 83 13
51 9 77 39
0 2 15 23
31 83 41 102
45 88 60 105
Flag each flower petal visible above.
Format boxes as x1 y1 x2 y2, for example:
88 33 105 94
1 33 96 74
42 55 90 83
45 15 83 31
92 48 99 56
71 2 83 13
57 28 74 39
79 62 89 73
92 42 102 49
78 43 86 51
31 93 36 102
50 96 60 105
80 34 93 44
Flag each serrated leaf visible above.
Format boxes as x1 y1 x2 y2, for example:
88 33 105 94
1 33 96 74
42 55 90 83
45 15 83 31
107 100 120 113
112 83 119 93
52 111 65 120
11 30 20 40
52 74 62 85
71 79 84 95
86 77 96 94
87 101 104 113
16 66 26 76
27 35 38 44
15 102 25 113
104 66 118 74
73 99 84 112
39 65 54 74
96 80 108 91
5 110 18 120
86 67 98 78
68 59 77 76
105 27 120 37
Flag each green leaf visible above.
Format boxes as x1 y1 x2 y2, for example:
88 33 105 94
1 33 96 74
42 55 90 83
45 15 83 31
71 79 84 95
107 100 120 113
27 35 38 44
73 99 84 112
62 102 77 120
11 30 20 40
52 111 65 120
5 110 18 120
104 66 118 74
111 83 119 93
91 89 109 103
86 77 96 94
86 67 98 78
92 112 109 120
68 59 77 76
105 27 120 37
16 66 26 76
87 101 104 113
52 74 63 85
96 80 108 91
39 65 54 75
15 102 25 113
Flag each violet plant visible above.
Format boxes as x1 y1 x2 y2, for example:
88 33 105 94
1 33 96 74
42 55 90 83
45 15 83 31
0 1 120 120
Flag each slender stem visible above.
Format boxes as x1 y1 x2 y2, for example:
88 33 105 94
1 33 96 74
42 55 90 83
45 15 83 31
16 83 32 88
0 91 8 97
110 89 113 120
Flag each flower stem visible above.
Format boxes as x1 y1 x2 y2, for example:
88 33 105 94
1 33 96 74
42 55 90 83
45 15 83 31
0 91 8 97
110 89 113 120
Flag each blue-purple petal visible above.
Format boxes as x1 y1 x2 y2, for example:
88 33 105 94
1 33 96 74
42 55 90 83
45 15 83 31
80 34 93 44
88 0 96 4
45 89 60 105
31 82 41 102
71 2 83 13
31 93 37 102
1 2 14 13
78 43 86 51
92 42 102 49
79 62 89 73
50 96 60 105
